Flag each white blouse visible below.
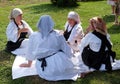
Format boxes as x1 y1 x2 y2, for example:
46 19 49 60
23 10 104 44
26 31 72 61
79 32 112 54
6 20 33 42
65 22 84 45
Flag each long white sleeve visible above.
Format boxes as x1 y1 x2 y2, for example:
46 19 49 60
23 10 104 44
79 33 91 53
59 35 73 57
22 20 33 36
6 21 18 42
26 33 38 61
79 32 102 53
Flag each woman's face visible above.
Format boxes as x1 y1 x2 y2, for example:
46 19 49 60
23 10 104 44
15 14 22 22
68 18 76 26
88 20 95 30
92 19 106 32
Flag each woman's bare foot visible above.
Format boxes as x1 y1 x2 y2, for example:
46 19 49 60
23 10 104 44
80 73 87 78
19 61 32 67
80 72 91 78
19 63 31 67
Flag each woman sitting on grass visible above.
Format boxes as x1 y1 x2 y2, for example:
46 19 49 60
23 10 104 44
79 17 120 73
6 8 33 55
63 11 84 53
19 15 80 81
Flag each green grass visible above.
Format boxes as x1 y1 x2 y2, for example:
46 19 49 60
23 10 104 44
0 0 120 84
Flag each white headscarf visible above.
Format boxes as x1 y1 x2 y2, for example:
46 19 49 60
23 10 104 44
9 8 23 20
37 15 54 38
68 11 80 24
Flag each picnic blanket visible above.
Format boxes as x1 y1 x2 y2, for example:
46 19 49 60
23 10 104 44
12 54 120 79
12 56 38 79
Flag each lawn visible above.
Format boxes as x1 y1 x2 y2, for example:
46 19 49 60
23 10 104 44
0 0 120 84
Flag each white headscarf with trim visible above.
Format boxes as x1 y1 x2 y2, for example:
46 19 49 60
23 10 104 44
68 11 80 24
9 8 23 20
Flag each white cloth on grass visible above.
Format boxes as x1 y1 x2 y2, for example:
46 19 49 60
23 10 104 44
12 52 120 80
6 20 33 55
12 56 38 79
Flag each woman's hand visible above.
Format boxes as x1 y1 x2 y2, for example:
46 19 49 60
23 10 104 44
18 28 29 37
85 23 94 35
19 60 32 67
19 28 29 33
20 63 31 67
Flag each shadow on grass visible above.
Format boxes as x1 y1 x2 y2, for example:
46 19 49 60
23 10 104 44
78 70 120 84
10 70 120 84
0 66 12 83
0 50 14 62
79 0 104 2
11 75 74 84
103 15 115 23
108 25 120 34
103 15 120 34
24 3 79 14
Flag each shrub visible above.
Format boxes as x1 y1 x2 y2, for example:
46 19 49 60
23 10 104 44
51 0 78 7
79 0 103 1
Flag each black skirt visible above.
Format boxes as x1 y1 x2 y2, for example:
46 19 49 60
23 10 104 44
5 32 27 52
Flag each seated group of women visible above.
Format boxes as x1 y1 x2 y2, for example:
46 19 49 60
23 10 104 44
5 8 120 81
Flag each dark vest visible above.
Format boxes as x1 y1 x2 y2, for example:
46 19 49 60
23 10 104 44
63 24 76 41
